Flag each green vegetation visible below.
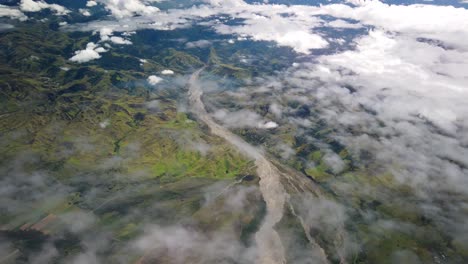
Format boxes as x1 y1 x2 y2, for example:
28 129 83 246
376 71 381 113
207 47 251 79
0 22 261 263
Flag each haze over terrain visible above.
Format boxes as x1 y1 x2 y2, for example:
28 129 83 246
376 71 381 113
0 0 467 263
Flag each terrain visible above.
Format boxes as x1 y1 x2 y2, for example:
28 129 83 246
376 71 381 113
1 0 468 264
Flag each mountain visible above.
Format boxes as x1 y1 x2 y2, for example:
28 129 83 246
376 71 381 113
0 0 468 263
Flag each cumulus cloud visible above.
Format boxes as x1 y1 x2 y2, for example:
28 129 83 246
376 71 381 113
215 14 328 53
322 1 468 49
109 36 132 44
97 27 132 45
67 0 468 56
161 69 174 75
0 4 28 21
68 0 331 54
79 8 91 16
20 0 70 15
86 1 98 7
69 42 107 63
284 27 468 191
97 0 160 18
147 75 163 85
258 3 468 249
258 121 278 129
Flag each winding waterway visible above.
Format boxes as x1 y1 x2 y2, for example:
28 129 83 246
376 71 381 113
188 68 287 264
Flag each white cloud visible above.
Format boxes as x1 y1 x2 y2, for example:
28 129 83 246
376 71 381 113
86 1 98 7
99 119 110 128
204 0 246 7
69 42 107 63
284 28 468 196
97 27 132 45
98 27 113 41
0 5 28 21
269 103 282 118
79 8 91 16
69 0 468 56
145 100 160 109
69 49 101 63
185 39 211 49
20 0 70 15
161 69 174 75
97 0 160 18
109 36 132 44
134 224 256 263
215 12 328 53
322 152 345 174
213 109 278 130
213 109 261 128
70 0 330 54
326 19 361 29
258 121 278 129
147 75 163 86
322 1 468 49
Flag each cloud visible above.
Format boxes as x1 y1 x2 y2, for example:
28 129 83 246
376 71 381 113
204 0 246 7
133 224 256 263
285 28 468 191
215 16 328 53
185 39 212 49
99 119 110 128
145 99 160 109
30 243 59 264
293 194 354 259
79 8 91 16
132 184 261 263
258 121 278 129
269 103 283 118
109 36 132 44
5 1 468 262
67 0 329 54
97 0 160 18
86 1 98 7
147 75 163 85
213 109 277 129
0 23 14 31
65 0 468 56
69 42 107 63
20 0 70 15
189 141 212 156
322 1 468 49
322 151 345 174
0 4 28 21
161 69 174 75
59 211 97 233
326 19 362 29
97 27 132 45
